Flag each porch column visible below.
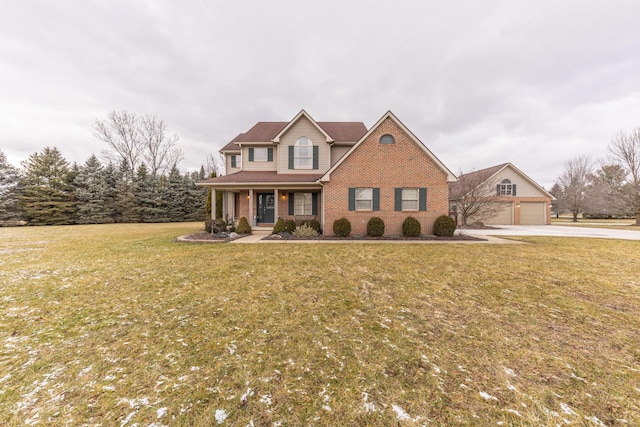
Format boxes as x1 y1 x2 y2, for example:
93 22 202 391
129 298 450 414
274 189 279 221
211 188 216 220
222 191 227 221
249 189 254 225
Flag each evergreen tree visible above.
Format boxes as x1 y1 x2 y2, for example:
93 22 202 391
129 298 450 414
135 164 167 222
74 154 114 223
165 165 186 221
19 147 76 225
184 169 208 221
0 150 23 224
113 160 138 223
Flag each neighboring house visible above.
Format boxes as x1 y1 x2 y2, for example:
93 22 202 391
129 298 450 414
198 110 457 235
450 163 554 225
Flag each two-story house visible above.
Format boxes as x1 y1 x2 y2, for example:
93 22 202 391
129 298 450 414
198 110 457 235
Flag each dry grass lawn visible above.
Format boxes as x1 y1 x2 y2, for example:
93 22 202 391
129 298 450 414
1 223 639 426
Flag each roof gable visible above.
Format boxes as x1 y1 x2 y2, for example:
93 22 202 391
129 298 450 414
452 163 553 199
272 110 334 143
321 111 457 182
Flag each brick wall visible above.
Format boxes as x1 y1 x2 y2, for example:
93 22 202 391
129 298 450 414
323 117 450 235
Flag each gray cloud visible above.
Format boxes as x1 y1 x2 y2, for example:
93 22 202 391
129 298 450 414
1 0 639 187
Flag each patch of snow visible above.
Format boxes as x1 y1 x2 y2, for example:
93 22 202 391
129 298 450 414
240 388 254 404
104 374 116 381
570 372 586 382
432 364 441 374
102 385 115 391
322 405 331 411
392 404 410 421
587 416 607 426
120 411 136 426
362 392 377 412
157 407 167 418
190 366 200 371
506 382 517 391
506 409 522 417
503 367 516 377
0 373 11 383
479 391 498 401
560 403 577 416
214 409 227 424
259 395 272 405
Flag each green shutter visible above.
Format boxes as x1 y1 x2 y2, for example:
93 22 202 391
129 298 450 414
512 184 517 196
312 192 318 215
496 184 501 196
419 188 427 211
313 146 319 169
267 148 273 162
288 146 294 169
231 155 236 168
288 193 294 215
249 148 254 162
348 188 355 211
394 188 402 211
373 188 380 211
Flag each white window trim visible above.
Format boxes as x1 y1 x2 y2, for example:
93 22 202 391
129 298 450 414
294 193 313 215
500 180 512 196
254 148 268 162
294 137 313 170
402 188 419 211
355 188 373 211
233 154 242 168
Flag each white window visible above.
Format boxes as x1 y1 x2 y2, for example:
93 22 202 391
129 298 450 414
355 188 373 211
254 148 268 162
294 137 313 169
402 188 419 210
499 179 512 196
231 154 241 168
294 193 313 215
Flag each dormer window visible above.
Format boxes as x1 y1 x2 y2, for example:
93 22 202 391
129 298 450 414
294 137 313 169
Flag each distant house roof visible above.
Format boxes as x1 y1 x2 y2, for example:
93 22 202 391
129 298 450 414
197 171 323 186
220 120 367 152
449 163 508 197
450 163 554 200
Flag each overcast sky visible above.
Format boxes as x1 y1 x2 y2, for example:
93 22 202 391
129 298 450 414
2 0 639 188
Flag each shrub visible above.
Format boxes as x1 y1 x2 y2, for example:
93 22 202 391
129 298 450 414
236 216 252 234
205 219 226 233
284 219 297 233
293 223 319 238
402 216 421 237
333 217 351 237
305 219 322 234
433 215 456 237
273 218 286 234
366 217 385 237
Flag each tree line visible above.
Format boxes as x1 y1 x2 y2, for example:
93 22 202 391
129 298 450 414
0 110 222 226
552 127 640 224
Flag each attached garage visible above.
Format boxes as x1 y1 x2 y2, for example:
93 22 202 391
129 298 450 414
480 202 513 225
520 202 546 225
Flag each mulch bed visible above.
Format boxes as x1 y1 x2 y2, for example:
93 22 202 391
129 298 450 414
178 232 247 243
263 233 486 241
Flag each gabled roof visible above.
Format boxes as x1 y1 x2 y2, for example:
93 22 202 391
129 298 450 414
272 110 333 143
451 163 554 199
219 113 367 152
320 111 457 182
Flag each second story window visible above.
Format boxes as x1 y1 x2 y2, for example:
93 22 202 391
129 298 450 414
294 137 312 169
499 179 513 196
254 148 268 162
231 154 241 168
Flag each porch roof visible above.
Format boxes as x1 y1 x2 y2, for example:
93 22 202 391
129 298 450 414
197 171 323 186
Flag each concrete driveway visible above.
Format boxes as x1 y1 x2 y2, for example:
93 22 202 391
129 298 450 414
459 225 640 241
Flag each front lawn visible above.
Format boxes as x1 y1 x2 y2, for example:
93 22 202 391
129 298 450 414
0 223 638 426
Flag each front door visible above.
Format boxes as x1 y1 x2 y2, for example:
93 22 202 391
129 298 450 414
256 193 275 223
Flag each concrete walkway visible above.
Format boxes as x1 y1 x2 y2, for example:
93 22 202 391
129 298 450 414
228 233 522 244
462 225 640 241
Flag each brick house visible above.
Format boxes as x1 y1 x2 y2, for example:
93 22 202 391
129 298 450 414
198 110 456 235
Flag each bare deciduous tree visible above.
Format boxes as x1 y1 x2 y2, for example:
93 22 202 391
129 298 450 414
609 128 640 225
139 114 183 178
557 155 592 222
94 111 142 180
95 111 183 179
203 153 226 177
450 168 503 226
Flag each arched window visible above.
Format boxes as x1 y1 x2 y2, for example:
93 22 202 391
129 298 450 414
379 134 395 144
499 179 513 196
294 137 313 169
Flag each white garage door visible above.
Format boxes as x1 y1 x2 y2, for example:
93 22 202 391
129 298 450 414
478 202 513 225
520 202 546 225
